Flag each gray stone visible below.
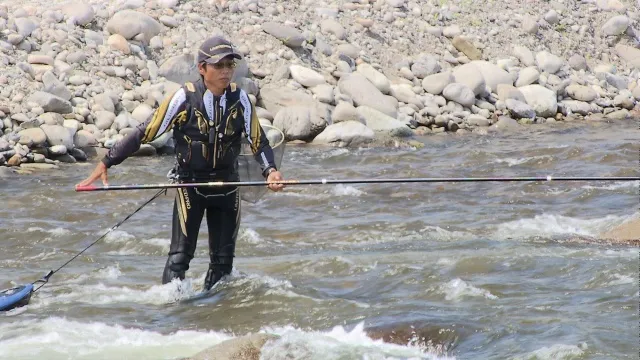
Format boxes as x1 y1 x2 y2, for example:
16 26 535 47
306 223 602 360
559 100 593 116
466 114 491 126
94 111 116 130
356 64 391 94
27 92 72 114
422 71 454 95
332 101 364 124
18 128 47 147
262 22 305 48
452 37 482 61
565 85 598 102
356 106 413 137
188 334 278 360
568 54 587 71
320 19 347 40
158 54 197 85
442 83 476 107
601 15 629 36
338 73 397 118
313 121 374 147
452 63 486 95
62 2 95 26
41 124 74 148
614 45 640 70
42 71 71 101
535 51 563 74
15 18 38 37
471 60 513 93
492 116 521 130
290 65 325 87
410 55 441 78
74 130 97 147
506 99 536 118
131 104 154 124
49 144 68 155
518 85 558 117
273 106 327 141
515 67 540 87
106 10 163 43
311 84 334 104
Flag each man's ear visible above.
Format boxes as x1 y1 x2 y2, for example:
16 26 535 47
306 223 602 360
197 62 207 76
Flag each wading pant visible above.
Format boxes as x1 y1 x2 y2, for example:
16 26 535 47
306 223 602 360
162 186 240 291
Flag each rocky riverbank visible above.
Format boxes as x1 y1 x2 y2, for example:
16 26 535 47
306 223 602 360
0 0 638 171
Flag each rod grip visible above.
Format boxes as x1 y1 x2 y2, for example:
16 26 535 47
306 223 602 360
75 185 98 192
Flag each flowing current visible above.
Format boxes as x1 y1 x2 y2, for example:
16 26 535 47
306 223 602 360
1 120 638 360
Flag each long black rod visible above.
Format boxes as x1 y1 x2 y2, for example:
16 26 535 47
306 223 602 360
75 176 640 192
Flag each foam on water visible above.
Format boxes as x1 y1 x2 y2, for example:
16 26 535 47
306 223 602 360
260 322 455 360
494 155 554 167
439 278 498 302
582 181 639 191
26 226 71 238
331 184 366 197
344 226 475 246
492 213 627 239
0 318 454 360
0 317 231 360
512 343 586 360
607 274 635 286
239 228 264 244
32 278 198 308
103 230 136 243
65 265 123 284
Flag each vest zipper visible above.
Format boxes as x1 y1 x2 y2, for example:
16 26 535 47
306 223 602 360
211 97 218 168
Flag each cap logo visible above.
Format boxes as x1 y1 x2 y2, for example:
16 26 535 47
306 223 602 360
209 44 232 52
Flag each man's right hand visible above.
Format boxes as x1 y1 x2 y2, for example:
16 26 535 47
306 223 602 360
76 162 109 189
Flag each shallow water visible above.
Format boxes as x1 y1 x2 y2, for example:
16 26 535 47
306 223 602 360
0 120 638 360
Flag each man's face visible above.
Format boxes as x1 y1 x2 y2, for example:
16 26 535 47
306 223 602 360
198 56 236 90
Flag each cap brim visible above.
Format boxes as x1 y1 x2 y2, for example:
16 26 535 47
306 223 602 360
203 52 242 64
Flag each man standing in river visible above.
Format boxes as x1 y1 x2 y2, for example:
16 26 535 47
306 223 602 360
77 36 285 291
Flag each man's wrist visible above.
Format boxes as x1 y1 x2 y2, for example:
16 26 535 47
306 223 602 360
265 167 277 177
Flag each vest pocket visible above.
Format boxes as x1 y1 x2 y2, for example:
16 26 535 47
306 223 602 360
176 134 210 170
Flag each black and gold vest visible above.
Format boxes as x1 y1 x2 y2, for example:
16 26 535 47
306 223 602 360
173 80 244 180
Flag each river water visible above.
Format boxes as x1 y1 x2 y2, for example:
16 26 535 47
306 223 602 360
0 120 638 360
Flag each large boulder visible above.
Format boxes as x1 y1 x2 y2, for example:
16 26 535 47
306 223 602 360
186 334 278 360
442 83 475 107
261 22 305 48
565 85 598 102
40 124 74 149
18 128 47 147
62 2 95 26
422 71 454 95
313 121 375 147
452 63 486 95
470 61 513 93
518 85 558 117
615 45 640 70
338 73 397 118
356 63 391 94
106 10 163 43
158 54 197 85
356 106 413 137
289 65 325 87
272 106 327 141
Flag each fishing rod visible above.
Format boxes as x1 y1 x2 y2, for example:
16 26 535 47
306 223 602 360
0 189 167 312
74 176 640 191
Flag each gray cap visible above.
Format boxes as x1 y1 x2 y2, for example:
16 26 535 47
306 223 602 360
197 36 242 64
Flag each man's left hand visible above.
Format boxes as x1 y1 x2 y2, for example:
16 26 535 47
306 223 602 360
267 170 285 192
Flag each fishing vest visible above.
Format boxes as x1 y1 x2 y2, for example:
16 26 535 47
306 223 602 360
173 80 245 181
